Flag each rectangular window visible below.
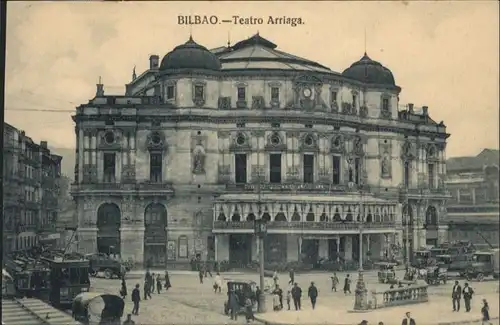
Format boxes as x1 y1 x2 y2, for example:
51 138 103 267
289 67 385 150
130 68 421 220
354 158 361 185
305 124 313 129
237 87 246 101
235 154 247 184
271 87 280 101
236 123 246 128
383 98 390 111
428 163 435 188
166 85 175 100
150 153 163 183
271 123 280 128
103 153 116 183
331 91 337 104
269 154 282 184
404 161 410 188
194 85 204 99
303 154 314 184
352 94 357 107
332 155 341 185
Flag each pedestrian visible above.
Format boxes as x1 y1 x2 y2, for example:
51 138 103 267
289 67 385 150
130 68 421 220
308 281 318 310
291 282 302 311
289 268 295 284
255 286 262 311
286 288 291 310
151 273 156 293
272 285 283 310
452 280 462 311
244 297 255 323
344 274 351 295
164 271 171 290
481 299 491 325
143 279 152 300
156 274 162 294
120 277 127 299
131 284 140 315
205 261 213 278
401 311 416 325
462 282 474 312
122 314 135 325
214 272 222 293
199 268 204 284
273 270 279 287
331 272 339 292
228 289 240 320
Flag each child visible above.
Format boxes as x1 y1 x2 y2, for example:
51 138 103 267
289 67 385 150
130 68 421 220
272 293 281 311
244 297 255 323
286 290 292 310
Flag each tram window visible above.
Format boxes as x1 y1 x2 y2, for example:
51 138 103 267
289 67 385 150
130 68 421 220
68 267 90 284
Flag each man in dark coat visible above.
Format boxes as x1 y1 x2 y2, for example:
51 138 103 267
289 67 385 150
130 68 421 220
452 280 462 311
198 268 204 284
291 282 302 311
462 282 474 312
289 268 295 284
255 286 262 311
307 282 318 310
343 274 351 295
228 289 240 320
131 284 140 315
401 311 416 325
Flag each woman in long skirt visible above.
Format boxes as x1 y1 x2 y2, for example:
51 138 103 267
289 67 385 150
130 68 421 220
164 271 172 290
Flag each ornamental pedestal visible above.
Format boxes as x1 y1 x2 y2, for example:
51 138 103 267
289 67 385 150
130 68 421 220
353 271 368 311
120 227 145 266
77 228 98 254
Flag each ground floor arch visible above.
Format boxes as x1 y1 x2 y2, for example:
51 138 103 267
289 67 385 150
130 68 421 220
144 202 168 267
97 203 121 255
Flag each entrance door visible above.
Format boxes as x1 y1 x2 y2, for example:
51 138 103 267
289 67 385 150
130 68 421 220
328 239 338 261
229 234 252 267
301 239 319 264
144 245 166 268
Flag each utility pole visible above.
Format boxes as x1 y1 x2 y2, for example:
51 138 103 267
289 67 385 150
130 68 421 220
255 144 267 313
405 195 411 268
359 189 364 271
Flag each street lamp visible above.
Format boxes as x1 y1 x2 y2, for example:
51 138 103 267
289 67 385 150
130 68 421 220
358 188 364 271
254 217 267 313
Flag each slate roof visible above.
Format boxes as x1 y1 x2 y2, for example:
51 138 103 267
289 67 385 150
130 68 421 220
447 149 499 172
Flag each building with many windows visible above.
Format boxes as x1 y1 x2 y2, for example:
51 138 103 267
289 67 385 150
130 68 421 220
3 123 63 254
71 34 450 268
446 149 499 247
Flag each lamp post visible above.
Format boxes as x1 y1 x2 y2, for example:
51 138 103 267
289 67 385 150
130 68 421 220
359 188 364 271
254 217 267 313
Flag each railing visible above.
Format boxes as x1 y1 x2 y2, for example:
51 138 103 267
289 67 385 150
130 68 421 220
371 284 428 309
225 183 358 192
71 182 174 192
213 220 395 230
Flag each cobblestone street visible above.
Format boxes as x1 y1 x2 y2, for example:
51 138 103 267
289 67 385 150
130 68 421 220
89 270 499 324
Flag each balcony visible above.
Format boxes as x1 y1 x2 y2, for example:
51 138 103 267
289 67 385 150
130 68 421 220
71 182 174 193
225 182 354 193
212 220 396 233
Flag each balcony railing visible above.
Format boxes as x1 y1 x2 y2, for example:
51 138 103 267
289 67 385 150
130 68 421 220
213 220 395 230
225 182 358 193
72 182 174 192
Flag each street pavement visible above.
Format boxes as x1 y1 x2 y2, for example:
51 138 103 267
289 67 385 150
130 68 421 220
89 270 499 324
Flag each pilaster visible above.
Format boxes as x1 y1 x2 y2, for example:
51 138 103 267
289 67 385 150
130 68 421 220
120 226 145 264
345 236 353 261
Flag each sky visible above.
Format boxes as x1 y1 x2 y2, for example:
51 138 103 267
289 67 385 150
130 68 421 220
4 1 499 158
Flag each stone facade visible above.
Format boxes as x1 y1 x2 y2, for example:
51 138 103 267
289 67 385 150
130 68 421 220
3 123 62 254
446 149 499 247
71 34 450 267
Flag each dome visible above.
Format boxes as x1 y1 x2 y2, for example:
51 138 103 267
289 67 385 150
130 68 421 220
160 36 221 71
342 53 396 86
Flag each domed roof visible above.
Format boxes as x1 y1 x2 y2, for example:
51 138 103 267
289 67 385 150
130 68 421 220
160 36 221 71
342 53 395 86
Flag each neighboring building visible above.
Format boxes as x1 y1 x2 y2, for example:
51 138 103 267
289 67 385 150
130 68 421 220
71 34 450 268
446 149 499 247
2 123 63 254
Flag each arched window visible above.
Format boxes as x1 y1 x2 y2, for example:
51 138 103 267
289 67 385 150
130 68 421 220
144 203 167 226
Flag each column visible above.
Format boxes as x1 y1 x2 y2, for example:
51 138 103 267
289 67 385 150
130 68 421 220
116 151 122 183
120 226 145 264
380 234 387 259
91 133 97 165
286 234 299 262
84 133 90 165
78 129 84 182
298 236 303 260
336 237 340 262
345 236 353 261
366 234 371 258
97 152 104 182
214 235 218 261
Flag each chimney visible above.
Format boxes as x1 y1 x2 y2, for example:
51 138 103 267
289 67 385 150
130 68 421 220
96 76 104 97
149 55 159 69
408 103 414 114
40 141 47 149
422 106 428 116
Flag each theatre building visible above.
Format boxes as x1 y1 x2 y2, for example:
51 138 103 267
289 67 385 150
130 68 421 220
71 34 450 268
